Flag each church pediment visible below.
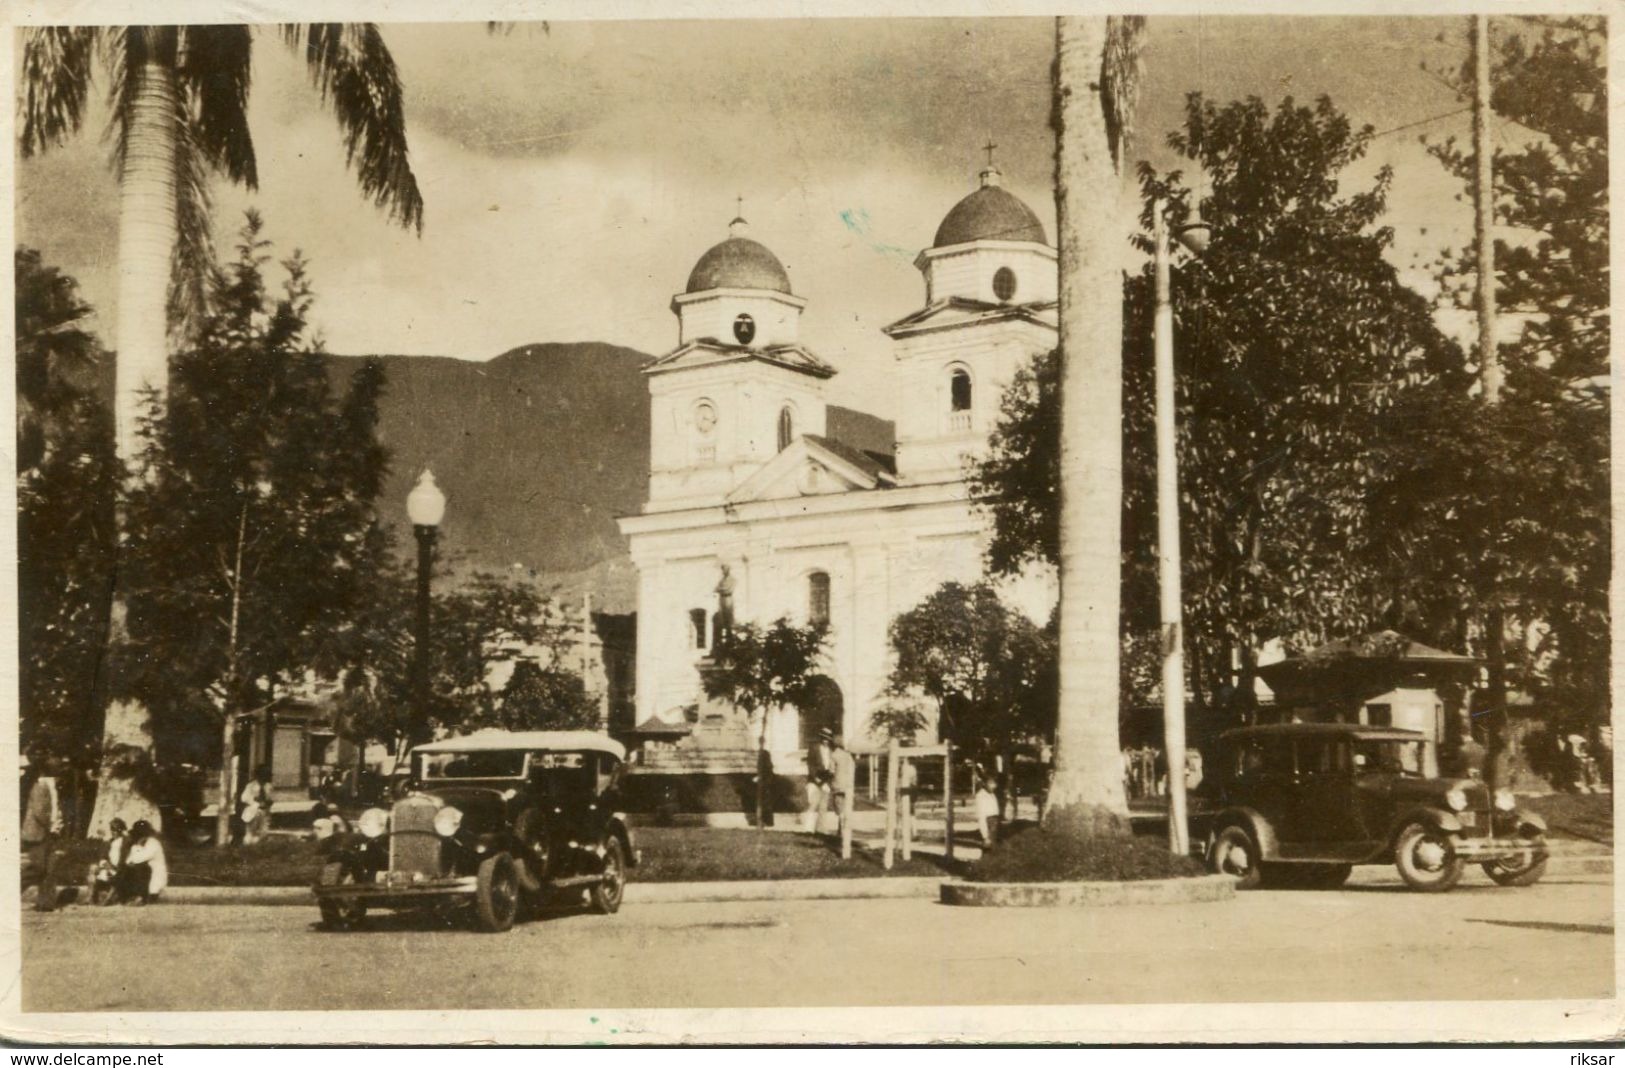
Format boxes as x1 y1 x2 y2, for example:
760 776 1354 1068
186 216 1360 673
726 436 893 504
882 297 1057 339
645 339 836 379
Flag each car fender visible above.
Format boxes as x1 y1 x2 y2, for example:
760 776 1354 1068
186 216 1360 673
1210 807 1280 861
1388 805 1462 846
608 814 638 868
1514 810 1548 837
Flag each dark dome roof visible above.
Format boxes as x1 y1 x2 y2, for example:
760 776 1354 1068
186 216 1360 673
686 235 792 295
933 184 1047 248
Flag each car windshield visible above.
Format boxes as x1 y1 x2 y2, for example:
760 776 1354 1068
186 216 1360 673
1353 739 1424 777
418 750 528 780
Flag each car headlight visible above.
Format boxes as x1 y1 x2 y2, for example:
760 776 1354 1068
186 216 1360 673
1444 788 1468 812
357 807 389 838
433 806 464 837
1493 788 1516 812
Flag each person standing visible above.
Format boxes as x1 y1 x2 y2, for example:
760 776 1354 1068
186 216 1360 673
831 734 856 845
803 729 835 833
21 755 64 912
238 766 274 845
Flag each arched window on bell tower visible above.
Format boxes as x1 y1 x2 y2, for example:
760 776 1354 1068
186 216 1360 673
948 367 973 432
777 406 794 452
808 571 831 627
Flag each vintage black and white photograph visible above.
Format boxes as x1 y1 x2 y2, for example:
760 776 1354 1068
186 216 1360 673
5 0 1616 1043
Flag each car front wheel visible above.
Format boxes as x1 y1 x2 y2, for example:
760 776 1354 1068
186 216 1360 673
512 807 551 894
474 853 520 932
589 837 627 915
317 862 366 931
1208 825 1262 890
1483 834 1549 887
1394 822 1465 892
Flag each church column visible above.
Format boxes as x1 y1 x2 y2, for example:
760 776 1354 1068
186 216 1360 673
850 544 891 746
633 560 664 726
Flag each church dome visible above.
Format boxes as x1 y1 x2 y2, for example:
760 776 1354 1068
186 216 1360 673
686 219 793 295
932 168 1047 248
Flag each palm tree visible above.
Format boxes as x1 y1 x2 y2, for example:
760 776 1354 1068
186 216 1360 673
1044 16 1145 837
20 24 423 834
20 24 424 463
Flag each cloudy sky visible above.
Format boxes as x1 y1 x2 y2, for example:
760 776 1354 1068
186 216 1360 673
17 16 1498 414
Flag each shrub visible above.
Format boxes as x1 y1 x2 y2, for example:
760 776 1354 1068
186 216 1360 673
967 826 1206 883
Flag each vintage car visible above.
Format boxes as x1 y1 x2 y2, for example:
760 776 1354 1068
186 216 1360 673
312 730 638 932
1199 723 1548 892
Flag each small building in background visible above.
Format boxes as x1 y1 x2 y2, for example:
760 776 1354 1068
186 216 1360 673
1254 630 1480 777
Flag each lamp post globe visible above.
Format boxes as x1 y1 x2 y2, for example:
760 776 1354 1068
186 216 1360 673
408 469 446 747
407 469 446 528
1175 218 1212 256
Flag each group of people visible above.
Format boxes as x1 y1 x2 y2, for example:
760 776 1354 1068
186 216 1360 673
20 753 169 910
87 817 168 907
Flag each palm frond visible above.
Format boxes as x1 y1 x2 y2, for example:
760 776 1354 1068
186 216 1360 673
1100 15 1148 169
168 94 218 344
283 23 424 233
177 24 257 188
19 27 99 157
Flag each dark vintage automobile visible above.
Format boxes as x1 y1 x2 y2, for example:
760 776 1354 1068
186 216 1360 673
312 730 638 932
1198 723 1548 892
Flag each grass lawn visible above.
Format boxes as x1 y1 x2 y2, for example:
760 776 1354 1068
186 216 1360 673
632 827 961 882
1524 792 1613 846
52 836 324 888
47 827 959 890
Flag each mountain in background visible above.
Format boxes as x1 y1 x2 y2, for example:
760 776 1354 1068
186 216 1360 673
326 343 895 615
326 343 652 612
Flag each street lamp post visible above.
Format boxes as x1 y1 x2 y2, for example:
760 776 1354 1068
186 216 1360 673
1153 197 1209 858
407 469 447 748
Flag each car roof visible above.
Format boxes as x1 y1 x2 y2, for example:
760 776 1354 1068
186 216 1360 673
414 729 626 760
1219 723 1426 743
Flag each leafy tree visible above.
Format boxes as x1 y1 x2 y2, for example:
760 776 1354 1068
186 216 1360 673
15 247 104 477
489 660 601 732
975 93 1462 715
885 582 1057 808
115 212 392 841
338 570 562 747
700 617 830 828
1397 16 1610 726
16 248 121 829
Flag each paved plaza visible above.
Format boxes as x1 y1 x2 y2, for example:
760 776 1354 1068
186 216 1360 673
20 869 1612 1014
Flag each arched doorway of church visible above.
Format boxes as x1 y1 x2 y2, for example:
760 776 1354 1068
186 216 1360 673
799 676 844 749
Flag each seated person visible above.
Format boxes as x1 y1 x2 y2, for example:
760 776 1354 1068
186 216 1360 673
116 820 168 906
88 817 129 906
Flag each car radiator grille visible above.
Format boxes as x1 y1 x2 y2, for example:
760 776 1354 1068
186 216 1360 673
389 796 443 878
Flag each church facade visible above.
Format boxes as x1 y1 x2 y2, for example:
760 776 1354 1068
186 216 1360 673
617 163 1059 767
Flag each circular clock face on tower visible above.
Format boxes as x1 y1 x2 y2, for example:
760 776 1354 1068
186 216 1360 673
993 267 1017 302
733 313 757 345
694 402 717 433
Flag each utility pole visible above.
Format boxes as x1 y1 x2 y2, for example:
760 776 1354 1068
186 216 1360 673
1474 14 1501 406
1153 200 1190 858
1472 14 1509 765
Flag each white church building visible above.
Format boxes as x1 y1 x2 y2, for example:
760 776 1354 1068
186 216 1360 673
617 161 1059 769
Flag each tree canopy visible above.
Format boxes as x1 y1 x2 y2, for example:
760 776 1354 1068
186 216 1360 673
883 581 1056 762
974 92 1463 708
116 212 394 760
16 248 121 765
1386 15 1610 721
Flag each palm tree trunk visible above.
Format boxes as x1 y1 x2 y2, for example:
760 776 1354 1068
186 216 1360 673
88 54 180 839
1044 16 1132 838
114 54 179 462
